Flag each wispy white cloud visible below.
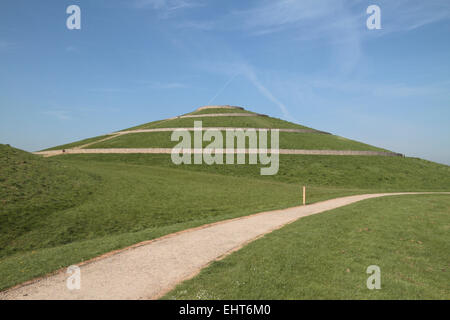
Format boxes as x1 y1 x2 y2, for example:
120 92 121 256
207 73 238 104
200 60 296 121
134 0 166 9
175 19 214 31
170 0 450 39
233 0 351 36
133 0 204 18
238 0 450 38
240 64 296 121
129 0 450 127
376 0 450 33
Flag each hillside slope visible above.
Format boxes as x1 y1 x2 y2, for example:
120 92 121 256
0 144 98 257
164 194 450 300
41 105 390 153
2 106 449 292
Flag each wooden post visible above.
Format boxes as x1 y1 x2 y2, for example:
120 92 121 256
303 186 306 206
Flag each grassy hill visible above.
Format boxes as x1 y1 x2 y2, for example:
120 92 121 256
82 131 388 151
0 144 99 258
121 114 311 131
187 107 255 115
164 194 450 300
42 135 111 151
43 106 389 152
2 106 449 295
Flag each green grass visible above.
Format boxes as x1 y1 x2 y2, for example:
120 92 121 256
164 194 450 300
41 135 111 151
4 102 449 300
1 153 365 290
86 131 388 152
0 145 99 257
44 112 318 149
6 148 448 291
1 146 449 293
125 116 312 130
187 108 255 115
58 154 450 191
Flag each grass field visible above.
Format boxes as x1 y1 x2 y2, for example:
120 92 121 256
164 194 450 300
86 131 387 152
2 149 449 291
1 148 365 290
60 154 450 190
2 104 450 298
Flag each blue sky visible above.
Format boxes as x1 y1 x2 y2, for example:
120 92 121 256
1 0 449 164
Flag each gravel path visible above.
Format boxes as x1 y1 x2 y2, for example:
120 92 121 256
1 192 446 300
118 127 330 134
73 134 121 149
34 148 403 157
179 113 266 118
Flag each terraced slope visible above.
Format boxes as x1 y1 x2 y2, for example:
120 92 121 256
188 107 256 115
122 115 311 131
80 131 385 151
39 105 393 155
42 135 112 151
3 105 448 293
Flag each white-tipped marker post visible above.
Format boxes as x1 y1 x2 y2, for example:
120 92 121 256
303 186 306 206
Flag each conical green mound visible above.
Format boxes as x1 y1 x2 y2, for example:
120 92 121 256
2 106 449 293
43 105 390 152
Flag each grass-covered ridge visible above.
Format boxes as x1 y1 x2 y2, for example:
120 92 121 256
124 116 311 130
49 109 315 149
164 194 450 300
187 108 255 115
0 156 320 290
1 147 449 291
3 105 450 296
60 154 450 191
86 131 388 152
0 144 99 258
42 135 111 151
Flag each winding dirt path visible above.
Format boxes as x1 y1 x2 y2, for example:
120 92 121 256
1 192 447 300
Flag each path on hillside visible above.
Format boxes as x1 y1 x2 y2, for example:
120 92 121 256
2 192 447 300
179 113 265 118
34 148 403 157
118 127 329 134
38 126 331 157
73 134 121 149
